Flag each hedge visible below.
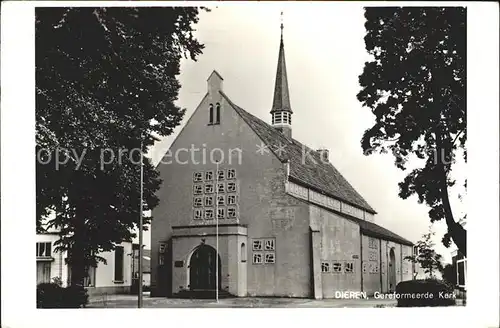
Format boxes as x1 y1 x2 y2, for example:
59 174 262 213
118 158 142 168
37 283 89 308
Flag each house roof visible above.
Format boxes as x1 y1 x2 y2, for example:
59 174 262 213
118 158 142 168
355 217 413 246
220 91 376 214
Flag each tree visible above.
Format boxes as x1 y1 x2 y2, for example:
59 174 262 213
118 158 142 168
442 263 457 286
357 7 467 256
36 7 205 287
405 225 444 279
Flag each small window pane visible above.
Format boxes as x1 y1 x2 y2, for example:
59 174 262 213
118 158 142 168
252 240 263 251
193 197 203 207
344 262 354 273
193 209 203 220
217 195 225 206
321 262 330 273
217 170 225 181
204 196 213 207
227 207 237 219
193 184 203 195
264 253 275 264
253 252 263 264
227 182 236 193
264 239 275 251
205 171 214 181
217 208 225 220
205 184 214 194
226 169 236 179
227 195 237 205
217 183 225 193
193 172 203 182
332 262 343 273
204 209 214 220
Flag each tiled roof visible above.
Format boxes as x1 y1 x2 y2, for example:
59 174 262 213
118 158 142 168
221 91 376 214
357 219 413 246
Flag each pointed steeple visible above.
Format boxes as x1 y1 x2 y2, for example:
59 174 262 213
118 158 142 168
271 12 292 114
271 12 293 138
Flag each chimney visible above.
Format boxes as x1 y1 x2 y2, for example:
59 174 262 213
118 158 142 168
317 148 329 163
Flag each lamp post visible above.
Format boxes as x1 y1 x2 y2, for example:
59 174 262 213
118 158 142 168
215 159 220 303
138 139 144 308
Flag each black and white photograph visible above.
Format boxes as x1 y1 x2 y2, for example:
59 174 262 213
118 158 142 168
1 1 498 328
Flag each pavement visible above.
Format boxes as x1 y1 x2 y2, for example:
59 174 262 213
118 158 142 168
86 292 400 308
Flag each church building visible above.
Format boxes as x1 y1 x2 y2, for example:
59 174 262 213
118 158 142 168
151 20 414 299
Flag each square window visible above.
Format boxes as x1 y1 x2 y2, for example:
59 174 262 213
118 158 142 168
227 194 237 205
217 170 225 181
226 169 236 179
193 209 203 220
204 209 214 220
253 252 263 264
193 197 203 207
217 208 225 220
264 239 275 251
204 196 214 207
362 261 368 273
252 240 263 251
205 171 214 181
193 184 203 195
264 252 275 264
227 182 236 193
332 262 343 273
217 195 225 206
205 184 214 194
321 262 330 273
193 172 203 182
344 262 354 273
227 207 237 219
217 183 225 194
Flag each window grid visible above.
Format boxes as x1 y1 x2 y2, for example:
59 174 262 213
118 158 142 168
252 238 276 265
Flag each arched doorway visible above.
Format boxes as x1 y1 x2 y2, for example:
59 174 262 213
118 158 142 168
389 248 397 292
189 244 221 290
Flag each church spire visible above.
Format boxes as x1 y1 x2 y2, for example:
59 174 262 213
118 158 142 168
271 11 293 138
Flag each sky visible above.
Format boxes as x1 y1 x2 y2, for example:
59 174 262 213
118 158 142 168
142 3 466 263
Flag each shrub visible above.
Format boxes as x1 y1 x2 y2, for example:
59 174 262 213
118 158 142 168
37 283 88 308
396 279 456 307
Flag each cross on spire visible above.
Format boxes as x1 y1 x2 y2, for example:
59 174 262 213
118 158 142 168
280 11 284 41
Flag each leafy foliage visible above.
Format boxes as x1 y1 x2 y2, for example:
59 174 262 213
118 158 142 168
405 225 444 279
357 7 466 255
36 7 205 284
